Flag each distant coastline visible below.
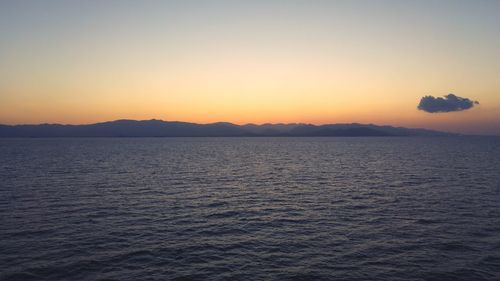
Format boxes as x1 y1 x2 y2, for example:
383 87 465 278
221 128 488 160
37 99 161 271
0 119 462 137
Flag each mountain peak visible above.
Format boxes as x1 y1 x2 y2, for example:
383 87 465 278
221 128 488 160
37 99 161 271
0 120 458 137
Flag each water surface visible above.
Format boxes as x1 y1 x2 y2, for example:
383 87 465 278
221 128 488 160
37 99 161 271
1 137 500 280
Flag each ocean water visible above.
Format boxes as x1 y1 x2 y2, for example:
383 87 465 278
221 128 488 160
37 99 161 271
1 137 500 281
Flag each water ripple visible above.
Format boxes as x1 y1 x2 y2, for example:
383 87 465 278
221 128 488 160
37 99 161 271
1 137 500 280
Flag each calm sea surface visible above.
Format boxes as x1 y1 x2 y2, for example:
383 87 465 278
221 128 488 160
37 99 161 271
1 137 500 281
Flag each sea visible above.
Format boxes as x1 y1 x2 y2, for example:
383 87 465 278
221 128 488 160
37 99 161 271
1 137 499 281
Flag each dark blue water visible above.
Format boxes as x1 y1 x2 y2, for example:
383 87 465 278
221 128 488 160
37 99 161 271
1 137 500 281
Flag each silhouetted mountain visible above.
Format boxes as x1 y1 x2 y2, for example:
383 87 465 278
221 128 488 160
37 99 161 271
0 119 458 137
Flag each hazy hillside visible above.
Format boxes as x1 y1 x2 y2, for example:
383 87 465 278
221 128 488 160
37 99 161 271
0 119 459 137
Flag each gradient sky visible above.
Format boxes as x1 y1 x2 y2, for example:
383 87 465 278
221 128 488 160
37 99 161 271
1 0 499 134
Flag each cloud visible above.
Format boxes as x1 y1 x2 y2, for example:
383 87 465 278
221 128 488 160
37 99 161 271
418 94 479 113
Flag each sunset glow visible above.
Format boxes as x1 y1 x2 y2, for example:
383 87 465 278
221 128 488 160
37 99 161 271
1 0 499 134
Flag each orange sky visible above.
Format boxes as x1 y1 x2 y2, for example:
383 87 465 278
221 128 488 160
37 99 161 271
1 1 499 134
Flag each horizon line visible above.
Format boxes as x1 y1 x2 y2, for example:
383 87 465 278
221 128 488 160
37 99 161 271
0 118 429 130
1 118 487 136
2 118 499 137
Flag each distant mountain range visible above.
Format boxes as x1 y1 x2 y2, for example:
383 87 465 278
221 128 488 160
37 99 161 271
0 119 459 137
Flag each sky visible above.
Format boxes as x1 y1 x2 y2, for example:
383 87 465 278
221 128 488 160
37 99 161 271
1 0 499 134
